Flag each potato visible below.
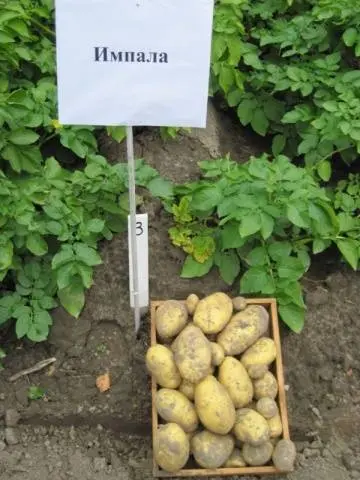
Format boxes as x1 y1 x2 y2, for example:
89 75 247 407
217 305 269 355
191 430 234 468
233 408 270 446
218 357 253 408
253 372 278 400
256 397 278 419
210 342 225 366
224 448 247 467
193 292 233 334
247 364 269 380
156 389 198 433
232 296 247 311
172 324 212 383
267 412 283 438
155 300 188 339
154 423 189 473
146 345 181 389
194 375 235 435
242 441 273 466
179 379 195 401
272 439 296 471
186 294 199 315
241 338 277 370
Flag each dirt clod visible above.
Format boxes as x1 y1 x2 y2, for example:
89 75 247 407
5 427 19 445
5 409 21 427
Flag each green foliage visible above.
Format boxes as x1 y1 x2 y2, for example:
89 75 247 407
169 155 359 332
212 0 360 178
28 385 46 400
0 155 161 338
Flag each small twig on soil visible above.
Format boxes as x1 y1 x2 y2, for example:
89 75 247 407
9 357 57 383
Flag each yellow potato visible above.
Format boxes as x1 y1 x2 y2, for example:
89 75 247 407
232 296 247 311
253 372 278 400
179 379 195 401
224 448 247 467
172 324 212 384
256 397 278 419
210 342 225 366
242 441 273 466
217 305 269 355
247 364 269 379
155 300 188 339
154 423 189 473
233 408 270 446
272 439 296 471
146 345 181 389
193 292 233 334
241 338 277 370
156 389 198 433
267 412 283 438
218 357 253 408
194 375 236 435
191 430 234 468
185 294 199 315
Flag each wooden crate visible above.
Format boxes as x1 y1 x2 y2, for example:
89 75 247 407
150 298 291 477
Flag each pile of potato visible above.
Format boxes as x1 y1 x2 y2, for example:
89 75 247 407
146 293 296 474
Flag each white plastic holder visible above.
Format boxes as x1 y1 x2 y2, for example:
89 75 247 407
126 126 149 334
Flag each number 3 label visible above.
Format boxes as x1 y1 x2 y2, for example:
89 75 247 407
136 221 143 236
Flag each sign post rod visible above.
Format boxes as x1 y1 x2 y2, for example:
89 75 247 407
126 126 141 334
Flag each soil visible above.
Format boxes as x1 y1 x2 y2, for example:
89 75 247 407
0 102 359 480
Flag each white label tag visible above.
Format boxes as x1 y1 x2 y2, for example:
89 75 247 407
54 0 214 127
128 213 149 309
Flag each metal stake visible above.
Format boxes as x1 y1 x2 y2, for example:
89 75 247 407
126 126 140 334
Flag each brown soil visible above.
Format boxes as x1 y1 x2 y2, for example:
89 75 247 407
0 106 359 480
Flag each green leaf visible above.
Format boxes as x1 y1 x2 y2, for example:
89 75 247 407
147 176 174 199
260 212 275 240
56 263 75 290
77 263 93 289
28 386 46 400
239 213 261 237
220 222 246 250
52 245 74 270
0 241 13 271
317 160 331 181
287 204 309 228
15 311 31 338
251 109 269 136
46 221 63 235
191 185 222 211
39 296 56 310
282 282 305 308
278 303 305 333
181 255 214 278
217 251 240 285
107 126 126 142
237 99 256 126
240 267 275 294
58 281 85 318
272 135 286 156
87 219 105 233
246 247 267 266
268 241 292 261
26 234 48 256
8 129 39 145
277 257 305 281
335 238 359 270
343 28 358 47
74 243 102 267
313 238 330 254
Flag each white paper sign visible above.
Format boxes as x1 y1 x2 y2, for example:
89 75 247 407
55 0 214 127
128 214 149 309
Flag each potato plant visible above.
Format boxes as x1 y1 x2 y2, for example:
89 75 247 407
167 154 360 332
147 293 296 473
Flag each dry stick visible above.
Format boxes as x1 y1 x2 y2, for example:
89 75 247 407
9 357 57 382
